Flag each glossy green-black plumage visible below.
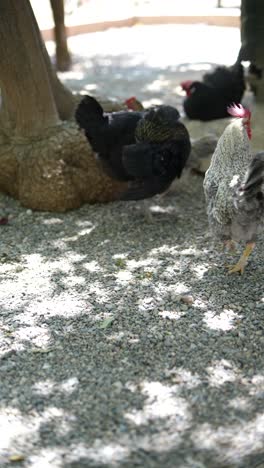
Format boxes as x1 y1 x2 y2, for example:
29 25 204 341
75 95 191 200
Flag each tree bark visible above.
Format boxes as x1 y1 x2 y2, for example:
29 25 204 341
0 0 126 212
28 0 76 120
0 0 59 137
50 0 72 71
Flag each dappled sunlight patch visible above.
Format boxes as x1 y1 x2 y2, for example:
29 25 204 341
134 428 188 454
33 378 79 400
164 368 202 389
206 359 239 387
150 245 208 270
106 330 125 343
113 253 129 270
192 298 208 310
78 225 96 237
125 381 191 426
204 309 240 331
94 312 116 325
137 296 156 312
33 380 56 397
41 217 64 225
57 226 96 242
0 408 39 453
28 447 65 468
191 262 210 279
228 396 252 412
64 25 239 71
142 98 163 107
14 325 51 348
180 247 202 257
74 221 96 229
83 260 102 273
179 63 213 73
159 310 184 320
115 269 134 284
87 282 112 304
191 413 264 465
111 254 162 283
40 406 74 438
59 377 79 395
146 79 170 92
148 203 177 215
61 275 86 287
167 282 190 295
126 257 162 270
150 245 180 256
49 222 96 242
115 55 146 68
24 253 44 268
0 406 73 459
67 441 130 466
26 296 89 318
25 253 72 274
160 263 180 280
84 83 98 91
248 375 264 397
0 343 25 359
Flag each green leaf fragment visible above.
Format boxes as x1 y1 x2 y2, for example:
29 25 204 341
99 317 115 329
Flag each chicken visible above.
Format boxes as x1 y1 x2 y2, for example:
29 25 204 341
75 95 191 201
181 62 245 121
203 103 264 274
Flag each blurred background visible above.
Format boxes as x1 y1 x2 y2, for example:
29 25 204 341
31 1 241 30
29 0 243 112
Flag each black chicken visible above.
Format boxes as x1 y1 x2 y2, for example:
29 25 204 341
181 62 245 121
75 95 191 200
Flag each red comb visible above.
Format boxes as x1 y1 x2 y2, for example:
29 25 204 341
227 103 252 139
180 80 194 91
227 103 251 119
125 96 137 106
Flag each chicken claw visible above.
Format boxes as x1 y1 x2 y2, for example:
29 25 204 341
227 242 255 275
228 261 246 275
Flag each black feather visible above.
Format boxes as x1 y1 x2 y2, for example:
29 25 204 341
120 139 191 200
239 152 264 198
121 177 172 201
75 95 107 152
122 143 155 177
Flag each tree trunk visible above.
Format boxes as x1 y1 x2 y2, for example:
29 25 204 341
0 0 126 212
50 0 72 72
28 0 76 120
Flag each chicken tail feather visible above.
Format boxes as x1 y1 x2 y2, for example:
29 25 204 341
75 95 107 152
237 152 264 200
75 95 105 129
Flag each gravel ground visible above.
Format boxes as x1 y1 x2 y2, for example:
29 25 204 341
0 24 264 468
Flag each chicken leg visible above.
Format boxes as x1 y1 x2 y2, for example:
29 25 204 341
228 242 255 274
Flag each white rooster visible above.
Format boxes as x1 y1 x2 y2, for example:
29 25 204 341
203 103 264 273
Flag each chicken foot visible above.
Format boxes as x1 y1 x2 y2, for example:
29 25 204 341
228 242 255 274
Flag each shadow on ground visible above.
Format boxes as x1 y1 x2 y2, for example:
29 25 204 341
0 174 263 468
